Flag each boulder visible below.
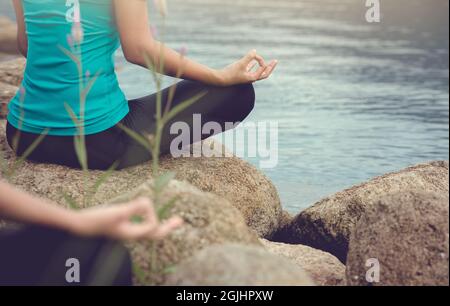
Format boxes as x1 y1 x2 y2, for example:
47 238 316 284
346 190 449 286
260 239 346 286
0 17 18 54
0 57 26 86
165 243 314 286
274 161 449 262
160 152 283 238
1 82 17 119
111 181 260 285
0 57 283 239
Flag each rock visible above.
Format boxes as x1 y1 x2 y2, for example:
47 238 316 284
0 58 26 86
260 239 346 286
165 243 314 286
1 82 17 119
160 152 282 238
0 17 18 54
111 181 260 285
272 210 293 237
0 90 282 238
346 190 449 286
275 161 449 262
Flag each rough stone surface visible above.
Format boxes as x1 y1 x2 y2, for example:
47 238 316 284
1 82 17 119
260 239 346 286
159 150 283 239
0 58 25 86
111 181 260 285
275 161 449 262
165 243 314 286
346 190 449 286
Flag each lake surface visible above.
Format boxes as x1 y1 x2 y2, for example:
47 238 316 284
1 0 449 213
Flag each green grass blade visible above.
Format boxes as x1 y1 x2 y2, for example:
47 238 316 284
162 90 208 125
7 129 49 177
157 196 179 220
86 161 119 205
117 123 152 152
143 52 159 86
74 136 88 170
162 265 177 275
132 262 147 285
153 171 176 192
62 191 80 210
58 44 80 66
82 69 102 99
64 102 80 125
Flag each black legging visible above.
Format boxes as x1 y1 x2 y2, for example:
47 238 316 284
0 225 132 286
6 81 255 170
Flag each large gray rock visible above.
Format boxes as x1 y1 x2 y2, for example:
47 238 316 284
274 161 449 262
160 152 282 238
0 17 18 54
346 190 449 286
165 243 314 286
260 239 346 286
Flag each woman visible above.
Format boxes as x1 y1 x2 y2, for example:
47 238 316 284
0 179 182 285
6 0 277 170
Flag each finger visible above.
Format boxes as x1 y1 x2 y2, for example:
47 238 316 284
259 60 278 80
150 217 184 240
246 60 258 72
117 221 159 240
254 54 266 69
249 65 266 82
243 50 266 68
128 197 152 214
244 49 257 62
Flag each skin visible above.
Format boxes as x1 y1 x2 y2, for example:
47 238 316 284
6 0 277 239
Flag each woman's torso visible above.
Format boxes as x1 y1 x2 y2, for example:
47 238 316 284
7 0 129 136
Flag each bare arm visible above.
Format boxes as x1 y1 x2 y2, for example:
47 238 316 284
113 0 277 86
0 180 182 240
12 0 27 57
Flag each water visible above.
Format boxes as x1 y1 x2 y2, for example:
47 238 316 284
1 0 449 213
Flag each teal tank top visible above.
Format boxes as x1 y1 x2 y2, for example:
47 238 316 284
7 0 129 136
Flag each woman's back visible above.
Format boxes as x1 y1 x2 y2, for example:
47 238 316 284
7 0 128 136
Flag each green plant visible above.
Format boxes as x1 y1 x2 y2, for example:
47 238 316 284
117 15 207 284
58 40 118 209
57 1 207 283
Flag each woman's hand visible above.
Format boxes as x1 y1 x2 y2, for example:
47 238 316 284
0 180 182 241
215 50 278 86
71 198 183 241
